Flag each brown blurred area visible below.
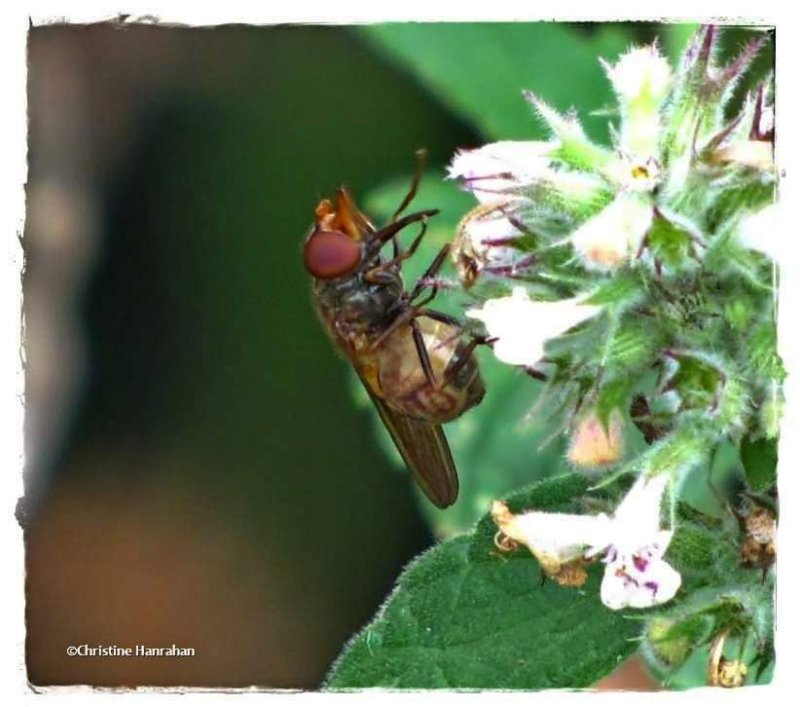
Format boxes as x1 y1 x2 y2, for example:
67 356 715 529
27 459 322 686
596 657 658 691
23 22 448 688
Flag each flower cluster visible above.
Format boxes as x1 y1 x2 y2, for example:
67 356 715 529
447 25 779 629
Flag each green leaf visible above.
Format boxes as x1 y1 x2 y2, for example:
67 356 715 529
586 270 646 308
326 474 642 689
605 321 664 373
740 437 777 493
358 23 631 142
648 210 698 270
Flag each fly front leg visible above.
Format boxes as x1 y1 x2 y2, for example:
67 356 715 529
409 243 452 306
363 214 433 284
375 213 432 275
366 209 439 262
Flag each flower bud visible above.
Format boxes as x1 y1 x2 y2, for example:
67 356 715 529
645 617 698 669
452 201 527 287
571 194 653 271
605 45 673 106
603 45 672 160
567 409 625 469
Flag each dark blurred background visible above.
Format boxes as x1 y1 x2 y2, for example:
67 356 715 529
24 22 482 687
23 22 770 688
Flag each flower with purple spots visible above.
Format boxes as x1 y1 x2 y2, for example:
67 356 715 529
492 472 681 611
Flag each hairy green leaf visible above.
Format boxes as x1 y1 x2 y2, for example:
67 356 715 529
326 474 642 689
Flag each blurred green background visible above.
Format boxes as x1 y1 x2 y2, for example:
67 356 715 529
23 22 770 688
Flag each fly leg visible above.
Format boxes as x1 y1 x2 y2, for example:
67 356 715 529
408 310 490 391
416 307 499 388
368 243 452 353
390 149 427 257
367 212 433 280
408 243 452 306
366 148 431 262
365 209 439 262
418 309 462 327
437 333 495 390
410 317 436 387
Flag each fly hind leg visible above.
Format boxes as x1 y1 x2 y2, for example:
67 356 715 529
416 308 496 390
410 317 436 388
438 333 494 390
408 312 492 393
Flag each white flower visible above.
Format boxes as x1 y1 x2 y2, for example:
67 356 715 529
448 141 552 202
492 473 681 611
598 474 682 610
492 500 614 578
737 203 781 263
571 193 653 270
466 287 601 367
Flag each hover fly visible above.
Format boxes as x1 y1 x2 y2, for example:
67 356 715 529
302 156 486 508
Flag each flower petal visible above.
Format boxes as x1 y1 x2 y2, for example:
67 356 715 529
737 203 781 263
611 473 670 540
603 45 672 160
466 288 601 367
448 141 552 202
492 501 614 576
600 554 681 610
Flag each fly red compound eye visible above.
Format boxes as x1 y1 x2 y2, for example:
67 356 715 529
303 229 362 279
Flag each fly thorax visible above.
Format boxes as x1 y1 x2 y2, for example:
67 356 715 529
315 272 403 333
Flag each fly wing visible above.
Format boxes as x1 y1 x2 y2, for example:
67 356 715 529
357 373 459 509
